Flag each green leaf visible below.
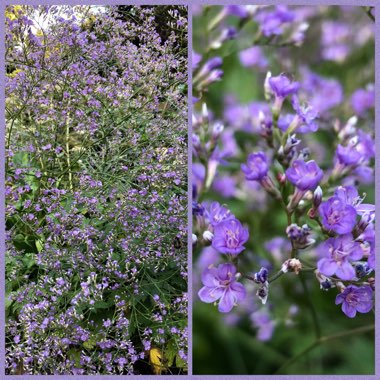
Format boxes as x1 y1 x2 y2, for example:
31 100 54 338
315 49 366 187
83 335 97 350
68 348 81 367
36 239 44 253
164 340 177 368
93 300 111 309
21 253 36 269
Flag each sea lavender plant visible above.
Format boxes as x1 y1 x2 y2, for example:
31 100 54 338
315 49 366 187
193 4 374 375
6 5 188 375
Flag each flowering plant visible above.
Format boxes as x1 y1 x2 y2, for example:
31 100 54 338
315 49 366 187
193 5 374 374
5 5 188 375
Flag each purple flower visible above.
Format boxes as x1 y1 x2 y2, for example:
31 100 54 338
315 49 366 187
268 73 300 99
301 69 343 113
285 160 323 191
241 152 269 181
251 310 275 341
321 21 351 63
256 6 295 37
336 144 362 166
196 246 220 272
291 95 319 133
225 5 249 18
317 235 363 280
335 285 373 318
264 237 291 262
351 87 375 116
356 130 375 161
319 197 357 234
335 131 374 173
198 263 246 313
239 46 268 69
206 201 235 226
197 56 222 77
334 186 375 216
212 218 249 255
212 175 237 198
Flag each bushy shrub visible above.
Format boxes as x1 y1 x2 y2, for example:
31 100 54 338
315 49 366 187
6 5 188 375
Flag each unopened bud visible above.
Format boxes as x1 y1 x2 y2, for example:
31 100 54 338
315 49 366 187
281 258 302 274
202 230 214 243
202 103 209 121
192 134 201 152
264 71 272 100
253 267 268 284
256 281 269 304
284 134 301 154
276 172 286 185
313 186 323 209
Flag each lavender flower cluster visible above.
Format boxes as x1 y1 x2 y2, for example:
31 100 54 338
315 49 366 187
193 4 374 352
6 5 187 375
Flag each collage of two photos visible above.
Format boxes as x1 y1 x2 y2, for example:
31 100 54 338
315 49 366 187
3 3 376 377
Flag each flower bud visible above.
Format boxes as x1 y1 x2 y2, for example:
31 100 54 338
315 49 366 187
315 270 336 291
368 277 375 291
256 281 269 304
202 230 214 243
202 103 209 121
200 69 223 88
286 224 315 249
281 258 302 274
264 71 272 100
338 115 357 141
284 134 301 154
210 26 237 49
198 57 223 78
253 267 268 284
313 186 323 209
192 134 202 153
353 262 372 278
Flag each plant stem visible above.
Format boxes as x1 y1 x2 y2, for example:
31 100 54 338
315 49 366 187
66 118 73 191
274 324 374 374
268 270 284 283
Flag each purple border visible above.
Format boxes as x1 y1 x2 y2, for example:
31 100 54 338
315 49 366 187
188 4 193 376
189 1 378 379
1 3 5 379
0 0 378 379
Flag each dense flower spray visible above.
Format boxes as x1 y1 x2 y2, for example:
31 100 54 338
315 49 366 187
193 5 374 373
6 5 188 375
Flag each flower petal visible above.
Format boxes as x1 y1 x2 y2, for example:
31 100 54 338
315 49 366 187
318 258 337 276
217 263 236 280
218 289 235 313
356 300 373 314
342 302 356 318
230 282 247 303
336 262 355 280
198 286 223 303
201 267 219 287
